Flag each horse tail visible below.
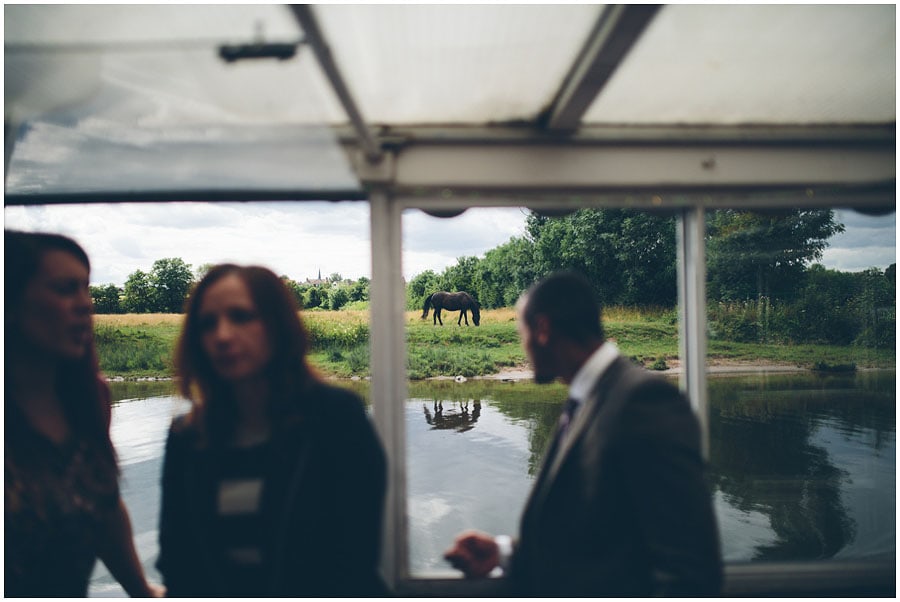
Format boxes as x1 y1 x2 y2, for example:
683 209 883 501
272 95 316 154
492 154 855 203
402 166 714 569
422 293 433 318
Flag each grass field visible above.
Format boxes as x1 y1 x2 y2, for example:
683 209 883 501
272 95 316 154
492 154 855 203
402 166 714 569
93 308 895 380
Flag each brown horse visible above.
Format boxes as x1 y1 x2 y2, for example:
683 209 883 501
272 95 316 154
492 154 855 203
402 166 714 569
421 291 481 326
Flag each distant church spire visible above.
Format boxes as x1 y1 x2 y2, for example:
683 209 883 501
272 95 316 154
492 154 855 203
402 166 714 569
318 268 322 280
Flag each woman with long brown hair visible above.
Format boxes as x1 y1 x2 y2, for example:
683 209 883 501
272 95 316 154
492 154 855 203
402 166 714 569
157 263 387 596
4 230 163 597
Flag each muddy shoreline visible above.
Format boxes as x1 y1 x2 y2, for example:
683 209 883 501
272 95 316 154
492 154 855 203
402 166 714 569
106 360 871 384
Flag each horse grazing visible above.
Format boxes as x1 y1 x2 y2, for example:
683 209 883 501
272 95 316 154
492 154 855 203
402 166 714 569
421 291 481 326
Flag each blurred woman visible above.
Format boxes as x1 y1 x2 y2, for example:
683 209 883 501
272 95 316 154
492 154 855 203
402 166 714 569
157 263 387 596
5 230 163 597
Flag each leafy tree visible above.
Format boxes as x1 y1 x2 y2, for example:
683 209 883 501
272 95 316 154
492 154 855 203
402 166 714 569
90 284 123 314
706 209 844 301
195 263 216 281
614 211 677 306
151 258 194 313
849 266 896 348
406 269 441 310
788 264 861 344
328 272 343 283
281 276 305 308
123 270 155 313
350 277 370 302
329 286 350 310
526 209 677 306
443 256 480 298
305 286 323 309
475 236 537 308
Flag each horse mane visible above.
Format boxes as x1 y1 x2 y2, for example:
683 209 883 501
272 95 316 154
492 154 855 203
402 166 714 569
421 292 434 318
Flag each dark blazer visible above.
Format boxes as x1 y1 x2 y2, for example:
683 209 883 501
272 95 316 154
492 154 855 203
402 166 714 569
509 355 723 596
156 382 387 597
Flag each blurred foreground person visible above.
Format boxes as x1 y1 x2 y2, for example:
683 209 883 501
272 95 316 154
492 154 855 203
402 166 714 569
157 263 387 596
445 271 722 596
5 230 164 597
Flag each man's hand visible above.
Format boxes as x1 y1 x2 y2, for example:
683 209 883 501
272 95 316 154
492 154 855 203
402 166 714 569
146 583 167 598
443 530 499 579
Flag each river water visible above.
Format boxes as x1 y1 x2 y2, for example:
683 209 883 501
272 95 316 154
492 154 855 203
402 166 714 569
89 371 895 595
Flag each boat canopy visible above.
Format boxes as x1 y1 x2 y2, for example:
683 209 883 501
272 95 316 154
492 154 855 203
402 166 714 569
5 4 895 210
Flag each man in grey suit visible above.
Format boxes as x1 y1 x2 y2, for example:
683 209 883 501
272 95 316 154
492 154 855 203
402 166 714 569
444 271 722 596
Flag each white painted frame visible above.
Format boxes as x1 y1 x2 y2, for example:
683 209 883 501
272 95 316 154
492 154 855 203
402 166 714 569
360 125 895 593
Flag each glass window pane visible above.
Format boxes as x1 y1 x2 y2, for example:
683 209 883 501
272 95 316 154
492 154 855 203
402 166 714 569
402 206 537 575
402 205 683 575
705 208 896 563
4 200 373 594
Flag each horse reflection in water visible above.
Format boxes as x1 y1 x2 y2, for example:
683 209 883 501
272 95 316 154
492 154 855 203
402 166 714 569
423 400 482 433
421 291 481 326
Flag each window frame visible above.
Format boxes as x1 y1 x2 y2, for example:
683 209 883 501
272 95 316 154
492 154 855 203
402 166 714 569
4 124 894 596
360 124 895 594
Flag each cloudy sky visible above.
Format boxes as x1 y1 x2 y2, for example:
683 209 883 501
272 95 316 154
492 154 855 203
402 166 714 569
3 203 894 288
3 202 531 286
5 5 893 289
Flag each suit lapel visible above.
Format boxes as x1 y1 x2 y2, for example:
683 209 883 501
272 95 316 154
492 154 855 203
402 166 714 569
522 371 611 523
545 382 602 487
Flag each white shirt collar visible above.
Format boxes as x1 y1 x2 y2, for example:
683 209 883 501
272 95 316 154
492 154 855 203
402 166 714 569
568 341 620 404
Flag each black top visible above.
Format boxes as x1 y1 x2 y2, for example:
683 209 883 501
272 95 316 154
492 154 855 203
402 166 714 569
157 381 388 597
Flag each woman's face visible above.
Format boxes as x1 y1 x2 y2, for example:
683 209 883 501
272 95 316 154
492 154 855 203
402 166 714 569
198 273 272 383
18 249 93 360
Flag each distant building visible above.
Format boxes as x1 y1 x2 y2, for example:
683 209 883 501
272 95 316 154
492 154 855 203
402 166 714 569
305 268 327 286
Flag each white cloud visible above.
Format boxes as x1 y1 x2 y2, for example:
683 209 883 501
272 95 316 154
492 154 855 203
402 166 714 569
824 210 896 271
5 202 527 286
5 204 894 287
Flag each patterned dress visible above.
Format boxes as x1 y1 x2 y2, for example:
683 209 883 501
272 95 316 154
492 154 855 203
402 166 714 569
5 414 119 597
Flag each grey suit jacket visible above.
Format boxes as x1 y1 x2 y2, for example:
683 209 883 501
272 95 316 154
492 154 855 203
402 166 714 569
508 355 723 596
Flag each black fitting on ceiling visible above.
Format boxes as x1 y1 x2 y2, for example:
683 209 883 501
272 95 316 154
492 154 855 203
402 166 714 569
218 42 299 63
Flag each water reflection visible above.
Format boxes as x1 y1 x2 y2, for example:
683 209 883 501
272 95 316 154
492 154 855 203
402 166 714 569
706 371 895 562
407 372 895 570
91 372 895 590
423 400 482 432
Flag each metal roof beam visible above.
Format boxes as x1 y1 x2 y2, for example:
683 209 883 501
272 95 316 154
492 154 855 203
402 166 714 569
542 4 660 132
346 125 895 212
289 4 383 164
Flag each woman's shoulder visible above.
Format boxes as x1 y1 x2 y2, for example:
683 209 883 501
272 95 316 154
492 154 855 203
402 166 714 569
166 412 200 445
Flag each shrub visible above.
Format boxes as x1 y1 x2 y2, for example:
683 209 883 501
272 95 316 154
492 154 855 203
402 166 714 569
95 326 173 375
346 345 370 374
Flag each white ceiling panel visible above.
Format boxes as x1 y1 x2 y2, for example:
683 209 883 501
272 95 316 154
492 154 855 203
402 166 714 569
584 4 896 124
314 4 603 124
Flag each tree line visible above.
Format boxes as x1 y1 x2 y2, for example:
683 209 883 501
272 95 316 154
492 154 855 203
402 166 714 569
405 209 895 349
90 260 371 314
91 208 894 349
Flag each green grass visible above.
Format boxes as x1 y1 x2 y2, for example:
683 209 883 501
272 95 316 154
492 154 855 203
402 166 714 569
94 325 176 378
93 308 895 380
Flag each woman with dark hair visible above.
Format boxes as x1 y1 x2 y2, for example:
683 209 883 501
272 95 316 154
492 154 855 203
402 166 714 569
4 230 164 597
157 263 387 596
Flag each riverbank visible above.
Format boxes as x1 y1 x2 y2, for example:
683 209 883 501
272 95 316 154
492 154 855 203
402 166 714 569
442 360 821 383
94 311 895 381
108 360 884 384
